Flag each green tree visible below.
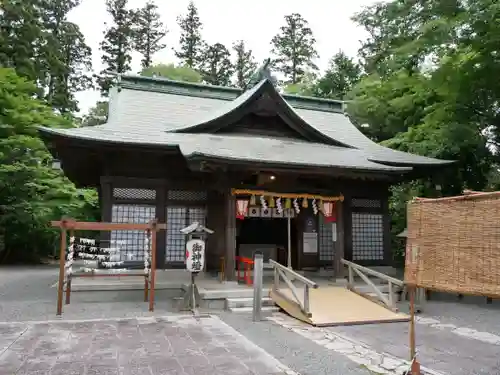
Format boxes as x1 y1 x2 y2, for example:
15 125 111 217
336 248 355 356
232 40 257 89
0 0 44 86
0 68 98 263
200 43 233 86
314 51 362 100
98 0 134 96
132 0 167 69
41 0 93 113
350 0 500 262
141 63 202 82
174 1 203 69
81 101 109 127
270 13 318 84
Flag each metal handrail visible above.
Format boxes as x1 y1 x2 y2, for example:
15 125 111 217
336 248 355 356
269 260 318 317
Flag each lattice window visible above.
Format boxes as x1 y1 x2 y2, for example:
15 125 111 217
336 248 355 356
319 215 334 261
167 190 207 201
113 188 156 200
352 213 384 261
165 206 206 263
110 204 156 261
351 198 382 209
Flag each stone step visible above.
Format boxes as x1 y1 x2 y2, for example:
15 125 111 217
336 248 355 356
228 306 280 313
199 288 270 300
225 296 275 309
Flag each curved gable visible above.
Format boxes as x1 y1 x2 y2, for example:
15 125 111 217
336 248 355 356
170 79 353 148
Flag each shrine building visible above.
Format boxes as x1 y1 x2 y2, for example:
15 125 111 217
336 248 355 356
39 65 451 279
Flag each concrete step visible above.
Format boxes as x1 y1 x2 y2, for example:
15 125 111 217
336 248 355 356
228 306 280 313
225 296 275 309
200 288 270 300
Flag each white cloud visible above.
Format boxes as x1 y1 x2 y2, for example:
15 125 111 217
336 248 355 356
68 0 378 114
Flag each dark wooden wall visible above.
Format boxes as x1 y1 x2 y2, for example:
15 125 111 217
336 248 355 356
98 151 393 274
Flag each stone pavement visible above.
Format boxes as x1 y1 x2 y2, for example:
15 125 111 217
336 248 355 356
0 315 298 375
268 306 500 375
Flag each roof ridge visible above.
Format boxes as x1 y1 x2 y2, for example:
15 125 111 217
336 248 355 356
118 74 344 113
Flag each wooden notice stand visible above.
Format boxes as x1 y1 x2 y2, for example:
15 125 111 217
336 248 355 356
52 218 166 316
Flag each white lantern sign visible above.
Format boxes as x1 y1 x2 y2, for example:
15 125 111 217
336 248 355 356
186 239 205 273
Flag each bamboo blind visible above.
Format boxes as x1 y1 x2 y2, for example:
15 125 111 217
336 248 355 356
404 191 500 298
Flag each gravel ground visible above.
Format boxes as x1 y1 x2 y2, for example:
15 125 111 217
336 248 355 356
219 313 372 375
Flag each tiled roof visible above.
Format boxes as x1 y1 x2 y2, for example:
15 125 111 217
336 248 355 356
39 75 453 172
40 126 411 172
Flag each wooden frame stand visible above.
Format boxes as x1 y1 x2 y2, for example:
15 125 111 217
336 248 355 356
52 217 166 316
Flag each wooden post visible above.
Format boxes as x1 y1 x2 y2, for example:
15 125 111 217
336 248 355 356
56 221 67 316
149 224 157 312
409 286 420 375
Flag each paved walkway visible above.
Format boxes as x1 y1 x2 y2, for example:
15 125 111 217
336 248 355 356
0 315 298 375
267 299 500 375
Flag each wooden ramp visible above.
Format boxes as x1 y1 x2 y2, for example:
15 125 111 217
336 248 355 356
270 286 410 327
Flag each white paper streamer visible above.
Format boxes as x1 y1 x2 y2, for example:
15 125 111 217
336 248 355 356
276 197 283 214
293 198 300 214
65 236 75 276
144 230 151 274
260 195 267 209
78 238 96 245
79 267 130 274
312 199 318 215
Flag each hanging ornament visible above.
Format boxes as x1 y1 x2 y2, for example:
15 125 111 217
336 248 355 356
318 199 324 213
293 198 300 214
302 198 308 208
269 196 275 208
260 195 268 209
276 197 283 214
312 199 318 215
236 199 249 220
322 201 336 222
250 195 256 206
285 198 292 209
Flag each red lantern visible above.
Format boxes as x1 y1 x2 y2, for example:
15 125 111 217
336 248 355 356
236 199 249 220
322 201 337 222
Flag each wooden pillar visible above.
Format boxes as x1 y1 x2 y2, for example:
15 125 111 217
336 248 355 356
382 195 392 264
333 200 345 278
225 191 236 281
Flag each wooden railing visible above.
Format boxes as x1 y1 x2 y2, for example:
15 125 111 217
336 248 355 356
341 259 404 311
269 260 318 317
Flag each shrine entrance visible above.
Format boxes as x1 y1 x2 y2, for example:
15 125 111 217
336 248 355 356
236 216 299 268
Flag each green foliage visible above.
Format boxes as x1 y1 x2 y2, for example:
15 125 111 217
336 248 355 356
174 1 203 69
0 68 98 263
81 101 109 127
140 63 202 82
98 0 134 95
270 13 318 84
348 0 500 263
132 0 167 69
200 43 233 86
0 0 92 113
232 40 257 89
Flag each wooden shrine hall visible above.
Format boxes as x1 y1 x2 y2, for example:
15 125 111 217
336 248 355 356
39 64 451 279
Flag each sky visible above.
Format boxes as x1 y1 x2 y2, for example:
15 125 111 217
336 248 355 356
68 0 380 114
